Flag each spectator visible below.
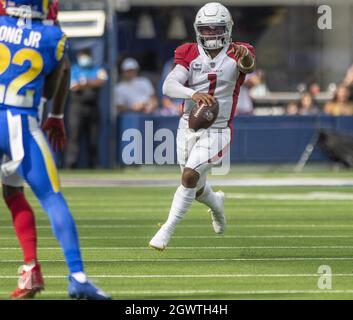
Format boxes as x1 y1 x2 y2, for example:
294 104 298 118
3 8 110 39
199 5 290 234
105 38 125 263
238 71 269 115
249 70 269 99
298 91 319 115
114 58 158 114
308 81 321 98
66 49 108 169
237 83 253 115
324 84 353 116
286 102 299 115
159 58 183 116
342 64 353 101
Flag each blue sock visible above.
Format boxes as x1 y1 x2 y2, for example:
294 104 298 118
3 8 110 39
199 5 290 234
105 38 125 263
40 192 84 273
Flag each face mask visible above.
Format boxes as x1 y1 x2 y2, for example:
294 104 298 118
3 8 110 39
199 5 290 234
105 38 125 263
78 55 93 68
203 39 224 50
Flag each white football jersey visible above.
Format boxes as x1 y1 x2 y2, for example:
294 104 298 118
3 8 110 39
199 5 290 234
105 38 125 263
174 42 255 129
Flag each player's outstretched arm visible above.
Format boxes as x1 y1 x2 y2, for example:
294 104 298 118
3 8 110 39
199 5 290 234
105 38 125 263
231 43 256 74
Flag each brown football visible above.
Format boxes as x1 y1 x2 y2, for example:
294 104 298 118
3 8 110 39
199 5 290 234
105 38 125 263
188 99 219 131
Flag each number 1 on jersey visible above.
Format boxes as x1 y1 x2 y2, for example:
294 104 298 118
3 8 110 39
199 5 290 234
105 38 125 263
208 74 217 96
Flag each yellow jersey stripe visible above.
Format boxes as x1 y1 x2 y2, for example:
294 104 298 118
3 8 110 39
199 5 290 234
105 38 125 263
32 131 60 193
56 34 67 62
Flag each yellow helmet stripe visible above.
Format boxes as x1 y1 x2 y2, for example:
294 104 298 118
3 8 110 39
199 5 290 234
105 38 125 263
31 129 60 193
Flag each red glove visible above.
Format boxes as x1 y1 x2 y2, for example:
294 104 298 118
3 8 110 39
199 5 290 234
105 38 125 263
42 114 67 152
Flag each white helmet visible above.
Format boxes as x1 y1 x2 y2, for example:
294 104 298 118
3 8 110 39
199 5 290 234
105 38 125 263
194 2 234 50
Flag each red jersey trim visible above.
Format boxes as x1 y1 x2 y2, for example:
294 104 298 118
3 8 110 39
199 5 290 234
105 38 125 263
228 72 246 139
207 143 230 164
174 43 199 71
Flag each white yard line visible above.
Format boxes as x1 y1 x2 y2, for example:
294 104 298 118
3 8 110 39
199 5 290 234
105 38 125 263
14 177 353 188
1 224 353 229
0 274 352 279
1 246 353 250
1 257 353 262
0 235 353 240
1 289 353 296
58 177 353 187
227 192 353 201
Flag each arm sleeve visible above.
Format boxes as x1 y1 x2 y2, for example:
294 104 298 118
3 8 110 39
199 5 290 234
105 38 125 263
162 64 196 99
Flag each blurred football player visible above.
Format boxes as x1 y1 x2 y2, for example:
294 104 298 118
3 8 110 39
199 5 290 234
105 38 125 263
0 0 69 300
149 2 256 250
0 0 111 299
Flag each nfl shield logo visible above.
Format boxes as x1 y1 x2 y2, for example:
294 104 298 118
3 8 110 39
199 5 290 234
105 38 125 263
210 62 216 68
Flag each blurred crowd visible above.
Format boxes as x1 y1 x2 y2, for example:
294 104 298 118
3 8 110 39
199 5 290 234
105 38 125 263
113 56 353 117
285 67 353 116
64 50 353 168
114 56 271 117
283 66 353 117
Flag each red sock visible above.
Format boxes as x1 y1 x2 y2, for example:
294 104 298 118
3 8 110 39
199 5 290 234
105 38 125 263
5 192 38 264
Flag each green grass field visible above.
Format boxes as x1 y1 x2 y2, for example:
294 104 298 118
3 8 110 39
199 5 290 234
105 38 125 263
1 169 353 300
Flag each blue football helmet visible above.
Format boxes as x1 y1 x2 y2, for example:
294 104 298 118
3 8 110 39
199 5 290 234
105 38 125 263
4 0 49 19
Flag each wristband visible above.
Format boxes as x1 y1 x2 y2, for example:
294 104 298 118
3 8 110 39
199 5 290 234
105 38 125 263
41 97 48 104
48 113 64 119
238 59 255 71
238 46 255 71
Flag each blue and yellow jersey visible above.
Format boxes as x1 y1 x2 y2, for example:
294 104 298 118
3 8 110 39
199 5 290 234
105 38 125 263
0 15 67 116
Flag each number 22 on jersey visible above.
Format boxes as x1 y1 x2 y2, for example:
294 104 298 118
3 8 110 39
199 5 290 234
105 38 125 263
0 43 43 108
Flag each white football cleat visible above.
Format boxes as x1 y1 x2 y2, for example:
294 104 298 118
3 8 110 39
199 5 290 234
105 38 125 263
208 191 226 234
149 226 172 251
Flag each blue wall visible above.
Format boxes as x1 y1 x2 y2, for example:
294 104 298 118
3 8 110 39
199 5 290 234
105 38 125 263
116 114 353 165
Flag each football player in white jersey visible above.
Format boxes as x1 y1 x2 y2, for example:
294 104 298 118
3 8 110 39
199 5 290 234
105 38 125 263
149 2 256 250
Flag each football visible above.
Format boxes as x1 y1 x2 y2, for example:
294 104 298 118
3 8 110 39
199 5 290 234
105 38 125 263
188 99 219 131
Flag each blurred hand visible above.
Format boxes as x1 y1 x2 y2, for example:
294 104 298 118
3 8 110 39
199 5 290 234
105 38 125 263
192 92 216 106
344 65 353 85
230 43 250 60
42 116 67 152
131 102 146 112
70 83 82 92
